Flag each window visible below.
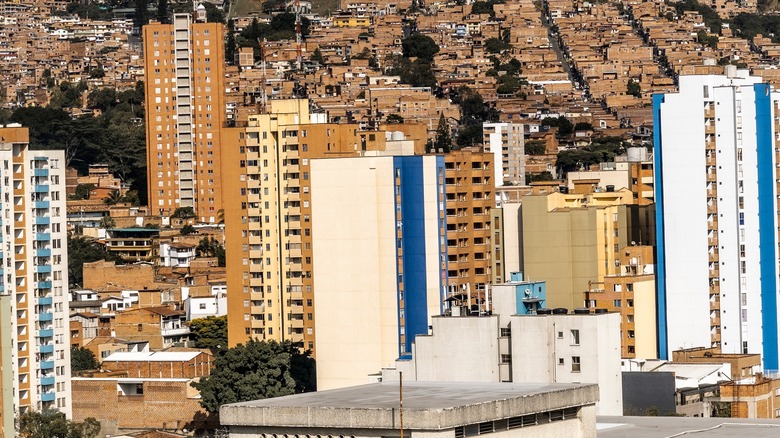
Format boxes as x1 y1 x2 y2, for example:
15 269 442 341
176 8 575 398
199 303 207 309
500 327 511 337
571 356 581 372
558 358 564 365
557 331 563 339
613 300 621 307
500 354 511 364
571 330 580 345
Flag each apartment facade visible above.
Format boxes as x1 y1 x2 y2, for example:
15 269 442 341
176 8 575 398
519 187 655 310
443 148 495 300
143 14 226 222
483 122 524 186
0 126 70 430
583 245 656 359
310 154 447 390
654 67 780 369
223 99 428 352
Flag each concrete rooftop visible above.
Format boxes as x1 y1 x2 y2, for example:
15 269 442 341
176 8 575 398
598 416 780 437
221 381 599 430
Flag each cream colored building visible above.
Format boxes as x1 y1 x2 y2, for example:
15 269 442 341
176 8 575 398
310 154 447 390
0 126 71 429
518 187 655 309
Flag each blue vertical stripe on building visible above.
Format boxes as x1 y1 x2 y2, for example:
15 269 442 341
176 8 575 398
754 83 779 371
652 93 669 360
394 156 430 359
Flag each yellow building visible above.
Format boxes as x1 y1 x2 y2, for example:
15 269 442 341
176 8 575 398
223 99 428 352
443 148 496 298
332 14 372 27
584 245 656 359
519 185 654 310
143 14 226 222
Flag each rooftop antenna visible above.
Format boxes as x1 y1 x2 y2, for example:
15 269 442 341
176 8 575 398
258 38 268 113
295 0 303 71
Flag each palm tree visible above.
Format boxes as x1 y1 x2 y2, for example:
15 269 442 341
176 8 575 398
103 190 122 205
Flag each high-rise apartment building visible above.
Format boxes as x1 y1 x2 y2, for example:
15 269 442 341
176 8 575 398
143 14 225 222
310 154 448 390
223 99 428 352
654 67 780 369
443 148 496 296
483 122 524 186
0 126 70 430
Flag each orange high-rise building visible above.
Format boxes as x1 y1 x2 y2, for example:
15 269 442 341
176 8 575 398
143 14 226 222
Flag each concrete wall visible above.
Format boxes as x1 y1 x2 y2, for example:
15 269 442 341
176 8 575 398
311 156 444 390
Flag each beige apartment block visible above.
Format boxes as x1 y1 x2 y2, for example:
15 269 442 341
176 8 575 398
519 187 655 310
584 245 656 359
223 98 428 353
143 14 226 222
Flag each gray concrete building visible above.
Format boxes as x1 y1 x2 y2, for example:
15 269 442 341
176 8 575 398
221 381 599 438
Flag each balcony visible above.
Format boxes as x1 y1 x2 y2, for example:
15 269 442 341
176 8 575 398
161 326 189 337
39 361 54 370
38 329 53 338
33 185 49 193
37 296 52 306
40 391 55 402
38 312 53 322
40 376 55 386
36 265 52 274
34 233 51 241
37 281 52 289
34 217 50 225
36 248 51 257
33 168 48 177
38 344 54 354
34 201 49 209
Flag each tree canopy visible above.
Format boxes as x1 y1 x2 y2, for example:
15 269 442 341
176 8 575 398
192 339 316 413
19 410 100 438
71 346 100 372
68 236 124 287
556 137 627 175
6 81 147 202
401 33 440 61
189 315 228 350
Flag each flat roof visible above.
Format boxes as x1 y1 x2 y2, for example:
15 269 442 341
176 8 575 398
221 381 598 430
597 416 780 437
103 351 202 362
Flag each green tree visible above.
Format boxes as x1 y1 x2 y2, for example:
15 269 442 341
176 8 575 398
103 190 123 205
172 206 196 219
71 183 96 200
192 339 316 413
157 0 169 23
89 67 105 79
386 113 404 124
311 47 325 64
71 346 100 372
196 237 226 266
434 113 451 152
541 116 574 138
189 315 227 349
484 37 510 53
203 2 225 22
525 140 547 155
68 236 124 287
19 410 100 438
626 79 641 97
401 33 440 61
99 216 116 229
181 224 197 235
